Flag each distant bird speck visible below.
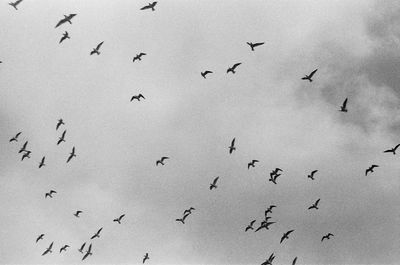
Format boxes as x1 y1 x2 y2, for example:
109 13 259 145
82 243 92 261
67 147 76 163
229 138 236 154
113 214 125 224
209 176 219 190
36 234 44 243
143 252 150 263
321 233 334 242
45 190 57 199
9 0 23 10
248 159 259 169
339 98 348 112
74 210 82 217
308 198 320 210
201 70 213 79
133 53 146 63
365 164 379 176
9 132 21 142
302 69 318 82
55 14 77 28
57 130 66 145
59 32 70 44
227 63 241 74
131 94 145 102
308 170 318 180
247 42 265 51
42 242 53 256
156 156 169 166
90 41 104 55
38 156 46 168
141 2 157 11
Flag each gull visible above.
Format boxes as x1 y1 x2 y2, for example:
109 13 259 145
245 220 256 232
59 245 69 253
82 243 92 261
74 210 82 217
39 157 46 168
261 253 275 265
42 242 54 256
246 42 264 51
384 144 400 155
292 257 298 265
209 176 219 190
55 14 77 28
339 98 348 112
365 165 379 176
141 2 157 11
67 147 76 163
321 233 334 242
269 173 280 184
265 205 276 216
90 41 104 55
56 119 64 130
90 227 103 239
59 32 70 44
229 138 236 154
308 170 318 180
18 141 28 153
143 253 150 264
308 198 320 210
280 229 295 243
57 130 66 145
9 132 21 142
156 156 169 166
113 214 125 224
227 63 241 74
21 151 31 161
248 160 259 169
183 207 195 215
201 70 213 79
45 190 57 198
255 220 275 232
78 242 86 253
9 0 23 10
302 69 318 82
175 213 190 224
36 234 44 243
131 94 145 102
133 53 146 62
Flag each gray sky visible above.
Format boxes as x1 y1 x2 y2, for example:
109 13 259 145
0 0 399 264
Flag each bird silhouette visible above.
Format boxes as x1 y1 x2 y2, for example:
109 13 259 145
59 32 70 44
67 147 76 163
82 243 92 261
90 227 103 239
74 210 82 217
143 253 150 263
113 214 125 224
56 119 64 130
227 63 241 74
247 160 259 169
9 132 21 142
265 205 276 216
245 220 256 232
209 176 219 190
133 53 146 62
21 150 31 161
90 41 104 55
201 70 213 79
42 242 53 256
229 138 236 154
308 170 318 180
55 14 77 28
321 233 334 241
308 198 320 210
302 69 318 82
255 221 275 232
39 156 46 168
78 242 86 253
292 257 298 265
365 165 379 176
45 190 57 198
57 130 66 145
131 94 145 102
175 213 190 224
384 144 400 155
18 141 28 153
141 2 157 11
156 156 169 166
280 229 295 243
9 0 23 10
59 245 69 253
261 253 275 265
183 207 195 215
269 172 281 184
339 98 348 112
247 42 265 51
36 234 44 243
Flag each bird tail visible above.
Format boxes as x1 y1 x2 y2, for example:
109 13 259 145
309 79 312 82
68 20 72 24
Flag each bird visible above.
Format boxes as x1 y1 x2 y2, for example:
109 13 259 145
133 53 146 62
42 242 53 256
384 144 400 155
247 42 265 51
308 198 320 210
18 141 28 153
90 41 104 55
57 130 66 145
321 233 334 242
55 14 77 28
45 190 57 198
229 138 236 154
201 70 213 79
270 168 283 176
308 170 318 180
175 213 190 224
74 210 82 217
90 227 103 239
143 253 150 264
269 173 281 184
227 63 241 74
9 0 23 10
131 94 145 101
67 147 76 163
302 69 318 82
280 229 295 243
113 214 125 224
78 242 86 253
365 165 379 176
209 176 219 190
141 2 157 11
82 243 92 261
156 156 169 166
56 119 65 130
59 245 69 253
245 220 256 232
339 98 348 112
255 221 275 232
21 151 31 161
59 32 70 44
292 257 298 265
261 253 275 265
36 234 44 243
265 205 276 216
9 132 21 142
247 159 259 169
38 156 46 168
183 207 195 215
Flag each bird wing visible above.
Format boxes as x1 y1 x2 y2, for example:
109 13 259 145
232 63 241 69
82 252 90 260
141 4 151 10
308 69 318 78
61 130 66 138
139 53 146 56
287 229 294 235
16 132 21 138
120 214 125 220
315 199 320 205
213 177 219 185
383 149 392 153
55 18 66 28
87 243 92 252
342 98 348 108
280 235 285 243
72 147 75 154
97 227 103 234
311 170 318 175
139 94 145 99
96 41 104 50
231 138 235 146
253 42 265 47
250 220 256 226
394 144 400 150
292 257 297 265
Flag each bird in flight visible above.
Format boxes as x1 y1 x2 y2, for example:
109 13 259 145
183 207 195 215
229 138 236 154
21 151 31 161
9 0 23 10
269 172 281 184
90 227 103 239
302 69 318 82
74 210 82 217
55 14 77 28
131 94 145 102
384 144 400 155
156 156 169 166
57 130 66 145
308 198 320 210
365 164 379 176
261 253 275 265
39 156 46 168
36 234 44 243
90 41 104 55
280 229 295 243
42 242 54 256
292 257 298 265
247 159 259 169
245 220 256 232
133 53 146 62
265 205 276 216
59 245 69 253
9 132 21 142
141 2 157 11
78 242 86 253
308 170 318 180
67 147 76 163
45 190 57 198
339 98 348 112
227 63 241 74
82 243 92 261
255 220 275 232
113 214 125 224
209 176 219 190
321 233 334 242
18 141 28 153
143 253 150 264
175 213 190 224
59 32 70 44
247 42 264 51
56 119 65 130
201 70 213 79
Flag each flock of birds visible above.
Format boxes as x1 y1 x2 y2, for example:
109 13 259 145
3 1 395 264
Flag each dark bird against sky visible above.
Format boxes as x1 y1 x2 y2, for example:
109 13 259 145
246 42 265 51
131 94 145 102
133 53 146 63
82 243 92 261
229 138 236 154
201 70 213 79
209 176 219 190
67 147 76 163
245 220 256 232
113 214 125 224
74 210 82 217
41 242 53 256
9 0 23 10
308 198 320 210
383 144 400 155
56 119 64 130
339 98 348 112
365 164 379 176
156 156 169 166
280 229 295 243
140 2 157 11
59 32 70 44
9 132 21 142
90 41 104 56
45 190 57 199
38 156 46 168
90 227 103 240
57 130 66 145
308 170 318 180
59 245 69 253
55 14 77 28
321 233 334 242
301 69 318 82
36 234 44 243
247 159 259 169
227 63 242 74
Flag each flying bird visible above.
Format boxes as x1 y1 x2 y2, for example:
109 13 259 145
247 159 259 169
245 220 256 232
265 205 276 216
308 198 320 210
9 132 21 142
227 63 241 74
82 243 92 261
261 253 275 265
131 94 145 101
302 69 318 82
269 173 281 184
175 213 190 224
183 207 195 215
67 147 76 163
42 242 54 256
229 138 236 154
9 0 23 10
140 2 157 11
59 245 69 253
59 32 70 44
156 156 169 166
143 253 150 264
56 119 64 130
280 229 295 243
365 164 379 176
201 70 213 79
90 41 104 55
57 130 66 145
255 221 275 232
36 234 44 243
133 53 146 62
321 233 334 242
113 214 125 224
39 156 46 168
21 151 31 161
90 227 103 239
339 98 348 112
45 190 57 198
384 144 400 155
247 42 265 51
55 14 77 28
18 141 28 153
209 176 219 190
78 242 86 253
308 170 318 180
74 210 82 217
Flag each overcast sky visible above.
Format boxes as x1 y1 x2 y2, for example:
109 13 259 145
0 0 400 264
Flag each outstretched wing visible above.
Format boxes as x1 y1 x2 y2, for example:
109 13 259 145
308 69 318 78
232 63 241 69
96 41 104 50
141 4 151 10
55 18 66 28
342 98 348 108
253 42 265 47
213 177 219 185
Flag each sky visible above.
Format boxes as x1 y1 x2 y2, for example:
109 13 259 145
0 0 399 264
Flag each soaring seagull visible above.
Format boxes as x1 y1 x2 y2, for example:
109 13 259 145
265 205 276 216
78 242 86 253
365 165 379 176
133 53 146 62
82 243 92 261
55 14 77 28
59 32 70 44
209 176 219 190
321 233 334 242
90 41 104 55
56 119 65 130
261 253 275 265
90 227 103 239
143 253 150 263
302 69 318 82
246 42 264 51
59 245 69 253
201 70 213 79
384 144 400 155
255 220 275 232
67 147 76 163
39 156 46 168
36 234 44 243
57 130 66 145
140 2 157 11
308 198 320 210
18 141 28 153
9 132 21 142
247 159 259 169
280 229 295 243
74 210 82 217
229 138 236 154
42 242 54 256
156 156 169 166
308 170 318 180
339 98 348 112
113 214 125 224
9 0 23 10
175 213 190 224
245 220 256 232
183 207 195 215
45 190 57 198
227 63 241 74
131 94 145 102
